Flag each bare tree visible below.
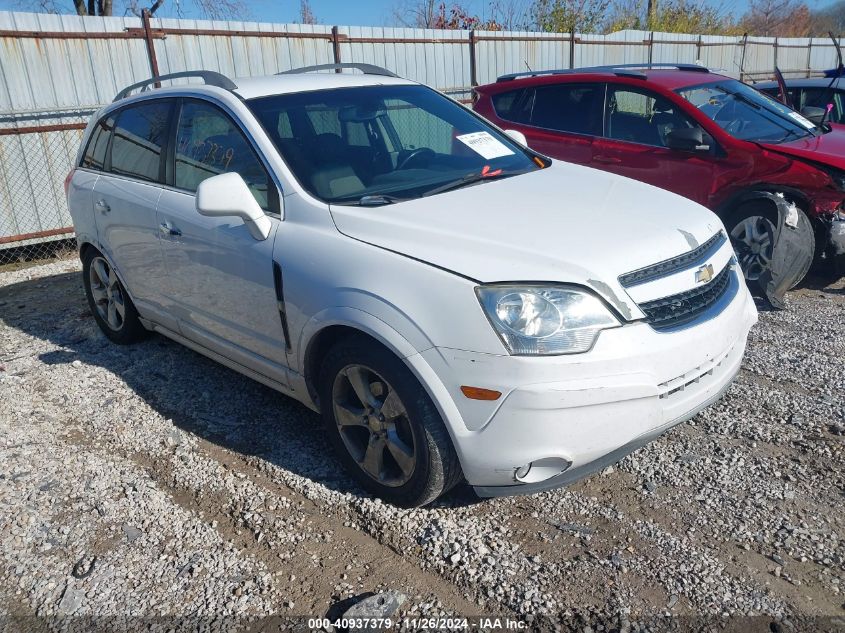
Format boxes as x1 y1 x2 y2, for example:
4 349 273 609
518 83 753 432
299 0 317 24
810 0 845 35
21 0 245 19
740 0 811 36
392 1 525 29
392 0 439 27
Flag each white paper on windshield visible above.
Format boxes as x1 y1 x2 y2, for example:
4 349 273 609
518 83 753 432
455 131 515 159
788 111 816 130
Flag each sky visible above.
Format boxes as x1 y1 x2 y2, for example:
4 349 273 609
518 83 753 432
249 0 758 27
0 0 821 26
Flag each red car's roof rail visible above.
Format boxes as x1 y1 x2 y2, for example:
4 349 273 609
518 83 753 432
496 63 709 83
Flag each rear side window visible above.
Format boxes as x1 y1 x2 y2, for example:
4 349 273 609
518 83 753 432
109 101 171 183
530 83 604 135
81 116 114 170
174 100 271 210
492 89 531 123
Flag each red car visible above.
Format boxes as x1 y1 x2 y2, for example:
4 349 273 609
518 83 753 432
473 64 845 285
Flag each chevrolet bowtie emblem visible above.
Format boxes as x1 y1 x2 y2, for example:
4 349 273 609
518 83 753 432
695 263 715 284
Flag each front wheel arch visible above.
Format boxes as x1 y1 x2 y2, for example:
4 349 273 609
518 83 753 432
723 191 816 301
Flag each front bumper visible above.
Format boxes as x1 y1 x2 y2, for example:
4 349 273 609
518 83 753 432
410 267 757 496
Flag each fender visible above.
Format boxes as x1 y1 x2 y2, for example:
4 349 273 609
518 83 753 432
297 305 426 373
293 306 472 466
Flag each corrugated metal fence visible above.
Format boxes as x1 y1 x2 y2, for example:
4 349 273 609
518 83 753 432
1 9 843 264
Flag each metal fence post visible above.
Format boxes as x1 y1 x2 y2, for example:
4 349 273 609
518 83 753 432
331 25 342 72
469 30 477 87
141 9 160 86
739 33 748 82
806 39 813 77
569 27 575 69
647 31 654 66
773 36 778 71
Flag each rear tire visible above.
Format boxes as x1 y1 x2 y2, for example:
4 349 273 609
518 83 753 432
318 336 462 507
82 248 148 344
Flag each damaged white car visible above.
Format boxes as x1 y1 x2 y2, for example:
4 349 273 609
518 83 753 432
66 65 757 506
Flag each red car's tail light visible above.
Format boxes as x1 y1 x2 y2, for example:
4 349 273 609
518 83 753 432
64 169 75 197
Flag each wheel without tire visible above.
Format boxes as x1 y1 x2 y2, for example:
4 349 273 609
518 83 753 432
318 336 462 507
82 249 148 344
724 201 814 289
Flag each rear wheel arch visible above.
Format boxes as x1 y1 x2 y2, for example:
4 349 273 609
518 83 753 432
78 240 95 263
76 242 141 307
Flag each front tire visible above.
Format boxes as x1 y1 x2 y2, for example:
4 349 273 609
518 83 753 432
318 336 462 507
724 201 814 289
82 249 148 344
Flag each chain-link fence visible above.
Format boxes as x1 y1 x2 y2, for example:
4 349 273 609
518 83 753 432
0 108 95 267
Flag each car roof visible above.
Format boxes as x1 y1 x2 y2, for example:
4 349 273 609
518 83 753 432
109 66 418 106
754 77 845 90
232 73 416 100
480 67 730 92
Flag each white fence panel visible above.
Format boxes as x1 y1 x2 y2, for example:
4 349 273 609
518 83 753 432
2 10 845 257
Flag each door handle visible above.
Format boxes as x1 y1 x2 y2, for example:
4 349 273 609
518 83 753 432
95 198 110 213
159 222 182 237
594 155 622 164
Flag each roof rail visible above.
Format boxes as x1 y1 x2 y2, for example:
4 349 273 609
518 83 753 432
496 63 709 82
277 63 398 78
113 70 237 102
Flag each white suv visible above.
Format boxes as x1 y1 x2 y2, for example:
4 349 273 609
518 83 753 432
66 64 757 507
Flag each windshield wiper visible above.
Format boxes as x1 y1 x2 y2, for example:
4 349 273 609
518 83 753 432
334 194 406 207
420 169 521 198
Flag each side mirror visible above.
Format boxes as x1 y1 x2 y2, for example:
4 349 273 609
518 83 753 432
800 106 826 125
196 173 272 241
665 127 709 152
504 129 528 146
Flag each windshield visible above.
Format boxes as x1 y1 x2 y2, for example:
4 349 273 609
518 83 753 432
247 84 541 204
676 79 817 143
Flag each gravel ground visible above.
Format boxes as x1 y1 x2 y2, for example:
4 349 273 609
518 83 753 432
0 260 843 632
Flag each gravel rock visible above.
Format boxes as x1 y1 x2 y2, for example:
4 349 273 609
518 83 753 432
1 260 843 626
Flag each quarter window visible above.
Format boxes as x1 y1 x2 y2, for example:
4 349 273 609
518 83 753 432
109 102 170 182
606 87 695 148
492 89 531 124
174 100 270 210
81 116 114 171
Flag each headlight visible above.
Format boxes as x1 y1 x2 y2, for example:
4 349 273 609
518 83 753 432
476 285 620 355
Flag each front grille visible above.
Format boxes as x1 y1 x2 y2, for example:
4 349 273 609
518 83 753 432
639 264 732 330
619 231 726 288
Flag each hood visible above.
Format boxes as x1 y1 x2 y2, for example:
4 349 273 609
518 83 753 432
329 164 723 319
759 128 845 170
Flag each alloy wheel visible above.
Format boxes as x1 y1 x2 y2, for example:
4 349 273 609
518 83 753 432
89 256 126 331
730 215 775 281
331 364 417 487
